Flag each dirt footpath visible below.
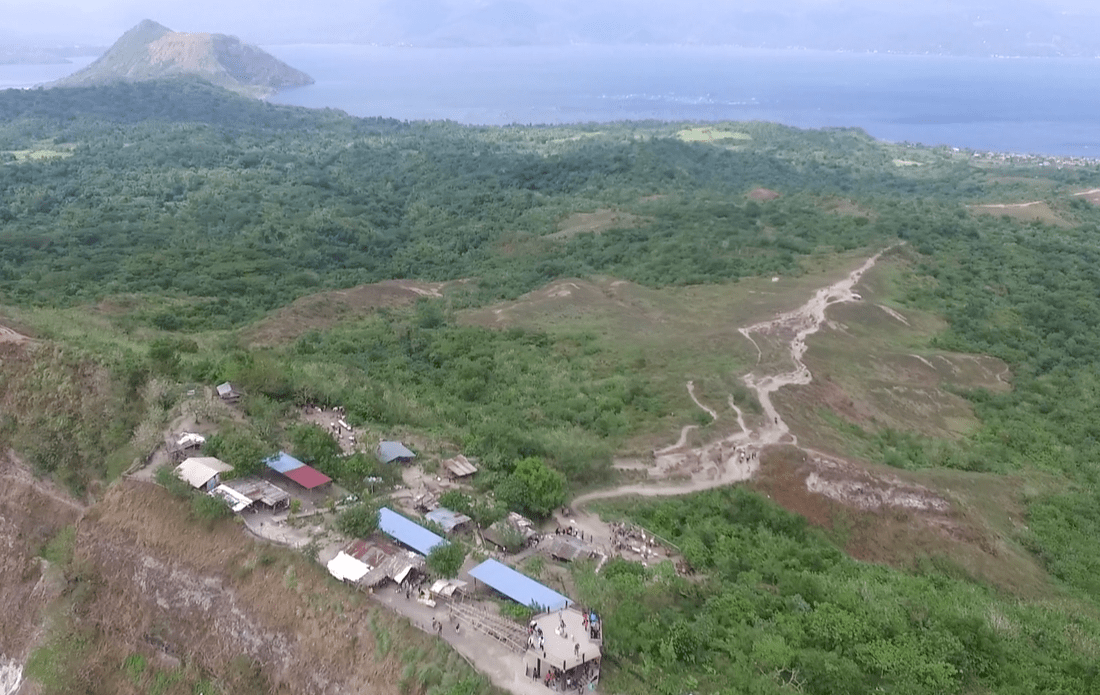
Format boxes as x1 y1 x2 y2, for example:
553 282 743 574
568 248 944 566
371 585 549 695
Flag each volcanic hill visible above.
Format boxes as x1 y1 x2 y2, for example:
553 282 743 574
49 19 312 97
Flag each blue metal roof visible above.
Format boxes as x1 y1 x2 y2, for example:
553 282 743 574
264 451 305 474
379 508 447 555
469 559 572 612
378 441 416 463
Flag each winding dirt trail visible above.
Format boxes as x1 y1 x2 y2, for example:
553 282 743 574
561 250 891 554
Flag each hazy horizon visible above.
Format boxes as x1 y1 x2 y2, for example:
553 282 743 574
5 0 1100 57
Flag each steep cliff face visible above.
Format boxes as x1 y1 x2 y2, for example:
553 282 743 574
0 452 83 695
67 483 406 694
50 20 312 97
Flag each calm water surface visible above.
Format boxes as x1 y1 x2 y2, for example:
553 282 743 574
4 47 1100 157
265 44 1100 157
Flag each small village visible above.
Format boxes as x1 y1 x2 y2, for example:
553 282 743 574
148 382 682 695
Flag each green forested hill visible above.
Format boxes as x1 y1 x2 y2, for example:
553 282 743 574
8 79 1100 695
0 79 1010 326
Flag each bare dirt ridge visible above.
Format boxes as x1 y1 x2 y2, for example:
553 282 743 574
0 324 31 344
566 247 955 558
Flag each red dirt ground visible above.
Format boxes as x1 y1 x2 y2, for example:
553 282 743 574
748 188 781 201
750 446 1050 596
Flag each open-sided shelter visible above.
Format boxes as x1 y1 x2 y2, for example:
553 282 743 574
225 477 290 510
468 559 571 612
524 606 602 691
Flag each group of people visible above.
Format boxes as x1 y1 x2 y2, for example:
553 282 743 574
400 577 427 602
528 622 546 651
531 661 599 692
430 615 459 635
554 525 588 542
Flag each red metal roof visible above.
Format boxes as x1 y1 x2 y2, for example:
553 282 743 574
282 464 332 489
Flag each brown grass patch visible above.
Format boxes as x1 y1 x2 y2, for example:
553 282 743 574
969 201 1070 227
245 280 449 346
748 187 780 201
549 209 648 239
752 447 1054 597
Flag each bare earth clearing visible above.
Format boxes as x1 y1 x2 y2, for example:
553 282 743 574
560 247 1020 588
561 251 931 550
969 200 1069 226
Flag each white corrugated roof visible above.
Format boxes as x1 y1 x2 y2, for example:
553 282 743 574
327 552 371 582
209 485 252 513
175 457 234 488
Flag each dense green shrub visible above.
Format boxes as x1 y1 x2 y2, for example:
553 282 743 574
336 503 380 539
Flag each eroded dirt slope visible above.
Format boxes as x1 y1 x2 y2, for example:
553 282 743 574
55 481 442 694
0 452 83 692
1 470 485 695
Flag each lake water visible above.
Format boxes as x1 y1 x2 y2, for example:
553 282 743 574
264 44 1100 158
3 46 1100 157
0 56 97 89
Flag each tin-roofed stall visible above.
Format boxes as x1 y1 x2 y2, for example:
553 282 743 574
425 507 472 533
282 465 332 490
377 441 416 464
429 578 468 598
379 507 447 555
358 551 425 588
469 559 571 612
264 451 306 473
225 477 290 510
442 454 478 478
264 451 332 490
175 457 233 491
545 535 596 562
